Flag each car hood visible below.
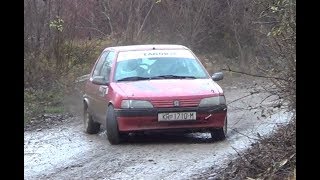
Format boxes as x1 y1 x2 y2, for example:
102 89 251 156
116 79 223 99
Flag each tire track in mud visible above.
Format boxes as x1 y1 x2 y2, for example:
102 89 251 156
24 78 292 180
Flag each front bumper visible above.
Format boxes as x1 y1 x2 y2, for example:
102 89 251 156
115 105 227 132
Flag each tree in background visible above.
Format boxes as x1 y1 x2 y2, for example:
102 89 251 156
24 0 295 109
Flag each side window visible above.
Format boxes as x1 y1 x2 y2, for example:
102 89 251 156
99 51 115 81
93 51 109 76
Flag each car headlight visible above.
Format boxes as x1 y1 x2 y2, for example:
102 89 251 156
121 100 154 109
199 96 226 107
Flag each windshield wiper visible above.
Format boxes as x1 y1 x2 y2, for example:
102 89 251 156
117 76 150 82
117 75 197 82
150 75 197 79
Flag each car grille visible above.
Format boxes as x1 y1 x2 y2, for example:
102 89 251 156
150 99 201 108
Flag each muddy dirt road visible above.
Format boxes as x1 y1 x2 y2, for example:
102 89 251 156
24 76 292 180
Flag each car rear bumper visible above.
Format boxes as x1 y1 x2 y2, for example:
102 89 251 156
115 105 227 132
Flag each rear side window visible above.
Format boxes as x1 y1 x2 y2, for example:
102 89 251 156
99 51 115 81
93 51 109 76
92 51 115 81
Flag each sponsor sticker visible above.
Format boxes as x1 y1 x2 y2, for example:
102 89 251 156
118 50 194 61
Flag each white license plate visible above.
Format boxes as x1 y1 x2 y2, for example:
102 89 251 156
158 112 196 121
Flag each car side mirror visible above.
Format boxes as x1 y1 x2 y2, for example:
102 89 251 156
212 72 223 81
91 76 109 85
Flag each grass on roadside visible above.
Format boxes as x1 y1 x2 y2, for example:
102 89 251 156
24 87 66 125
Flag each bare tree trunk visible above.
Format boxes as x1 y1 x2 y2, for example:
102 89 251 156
54 0 63 73
136 2 155 40
227 0 244 69
125 0 135 44
101 0 113 35
47 0 52 59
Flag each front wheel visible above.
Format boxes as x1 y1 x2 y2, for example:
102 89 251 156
211 117 227 141
106 105 122 145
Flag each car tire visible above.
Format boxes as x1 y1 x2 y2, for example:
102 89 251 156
83 104 100 134
106 105 122 145
211 117 227 141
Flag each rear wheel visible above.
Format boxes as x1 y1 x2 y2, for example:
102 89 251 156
83 104 100 134
211 117 227 141
106 105 122 144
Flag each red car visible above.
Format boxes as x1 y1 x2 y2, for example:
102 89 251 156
83 44 227 144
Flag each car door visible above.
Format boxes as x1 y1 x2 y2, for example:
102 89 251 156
88 51 110 120
94 51 116 123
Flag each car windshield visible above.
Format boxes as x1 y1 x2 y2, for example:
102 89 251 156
114 49 208 82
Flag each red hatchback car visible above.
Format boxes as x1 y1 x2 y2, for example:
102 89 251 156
83 44 227 144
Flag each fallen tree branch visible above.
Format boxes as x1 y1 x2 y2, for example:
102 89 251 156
223 65 287 81
231 146 251 165
227 91 260 105
232 129 261 141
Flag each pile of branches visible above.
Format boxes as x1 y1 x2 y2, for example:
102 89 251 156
194 118 296 180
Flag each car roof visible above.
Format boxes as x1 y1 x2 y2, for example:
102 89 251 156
105 44 189 52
